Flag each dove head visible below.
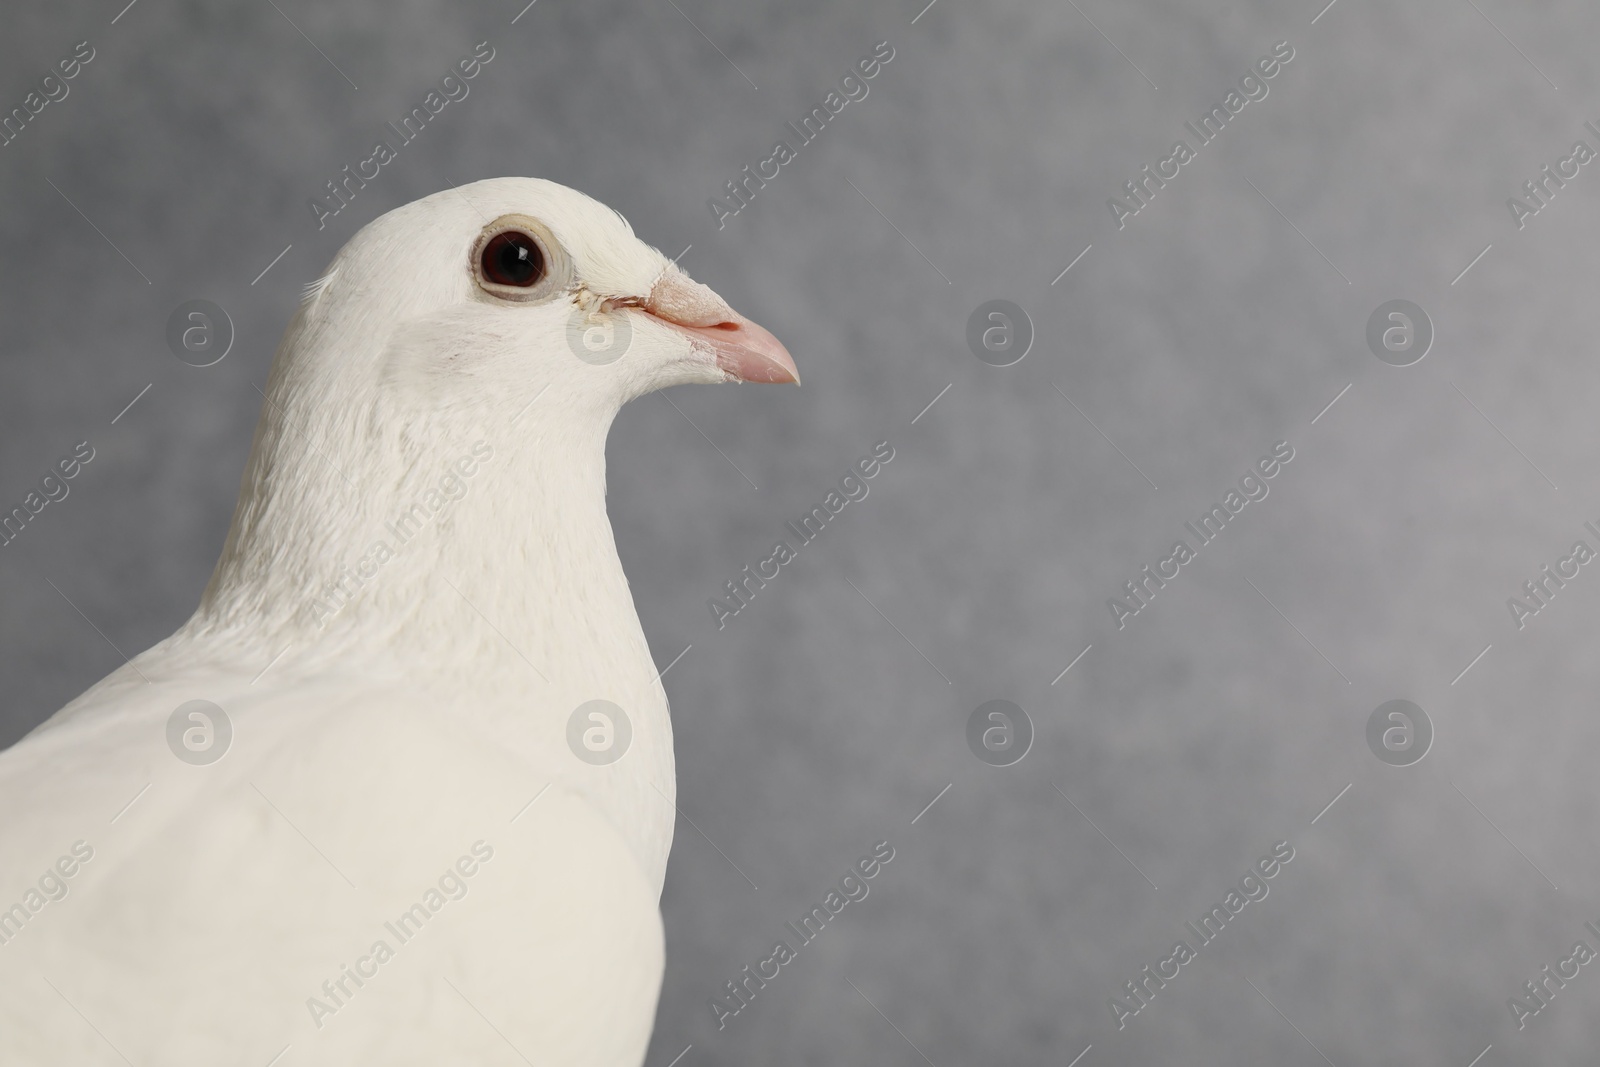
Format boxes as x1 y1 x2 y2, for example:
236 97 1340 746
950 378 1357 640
290 176 796 411
194 178 795 654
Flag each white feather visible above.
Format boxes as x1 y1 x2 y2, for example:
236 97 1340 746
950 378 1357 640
301 268 338 307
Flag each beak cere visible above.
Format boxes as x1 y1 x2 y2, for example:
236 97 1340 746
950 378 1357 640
643 267 800 385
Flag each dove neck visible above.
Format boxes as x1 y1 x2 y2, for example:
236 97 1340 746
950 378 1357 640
191 393 651 692
185 397 680 887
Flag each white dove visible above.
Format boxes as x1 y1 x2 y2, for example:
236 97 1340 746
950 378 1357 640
0 177 797 1066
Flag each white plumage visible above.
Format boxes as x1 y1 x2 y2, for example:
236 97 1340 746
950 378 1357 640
0 177 796 1066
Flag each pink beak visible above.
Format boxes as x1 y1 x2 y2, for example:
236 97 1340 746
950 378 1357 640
643 267 800 385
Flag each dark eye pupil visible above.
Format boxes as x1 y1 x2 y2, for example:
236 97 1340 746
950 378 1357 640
482 231 544 287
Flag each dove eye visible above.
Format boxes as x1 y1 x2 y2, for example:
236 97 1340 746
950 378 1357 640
472 215 572 304
481 231 544 287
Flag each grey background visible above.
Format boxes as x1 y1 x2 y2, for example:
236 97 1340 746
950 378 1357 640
2 0 1599 1063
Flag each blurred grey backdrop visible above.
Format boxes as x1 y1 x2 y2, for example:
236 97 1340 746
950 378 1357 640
4 0 1600 1063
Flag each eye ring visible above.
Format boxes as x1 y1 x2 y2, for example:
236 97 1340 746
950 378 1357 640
471 214 573 303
